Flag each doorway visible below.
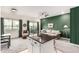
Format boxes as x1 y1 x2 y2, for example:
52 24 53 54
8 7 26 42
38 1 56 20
29 21 39 36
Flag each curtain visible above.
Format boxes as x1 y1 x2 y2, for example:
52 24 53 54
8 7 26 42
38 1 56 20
19 20 22 37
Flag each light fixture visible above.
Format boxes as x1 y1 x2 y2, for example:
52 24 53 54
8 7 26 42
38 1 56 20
61 12 65 14
11 8 17 12
40 12 49 17
64 25 68 29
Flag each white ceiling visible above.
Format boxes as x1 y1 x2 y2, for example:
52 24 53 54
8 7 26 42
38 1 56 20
1 6 74 21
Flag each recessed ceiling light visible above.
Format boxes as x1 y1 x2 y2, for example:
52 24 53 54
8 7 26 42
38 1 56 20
61 12 65 14
11 8 17 12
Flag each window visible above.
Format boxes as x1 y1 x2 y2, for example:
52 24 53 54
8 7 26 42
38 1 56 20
4 19 19 30
4 19 19 38
13 20 19 30
4 19 12 30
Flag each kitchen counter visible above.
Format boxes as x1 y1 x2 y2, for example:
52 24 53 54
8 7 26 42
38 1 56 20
28 33 59 53
28 35 56 53
28 32 60 44
29 35 56 44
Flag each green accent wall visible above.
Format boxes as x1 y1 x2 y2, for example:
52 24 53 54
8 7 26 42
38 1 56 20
41 13 70 31
40 13 70 38
70 6 79 44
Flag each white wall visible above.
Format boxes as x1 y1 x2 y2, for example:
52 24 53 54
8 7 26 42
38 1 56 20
0 7 1 35
1 11 36 21
0 19 1 35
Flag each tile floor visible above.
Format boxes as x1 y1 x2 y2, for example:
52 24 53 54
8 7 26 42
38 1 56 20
1 37 79 53
1 38 28 53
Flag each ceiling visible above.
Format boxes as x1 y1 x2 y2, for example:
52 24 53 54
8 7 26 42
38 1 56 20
1 6 74 21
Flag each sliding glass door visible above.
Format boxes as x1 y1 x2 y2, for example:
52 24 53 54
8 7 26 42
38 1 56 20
4 19 19 38
29 21 39 36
